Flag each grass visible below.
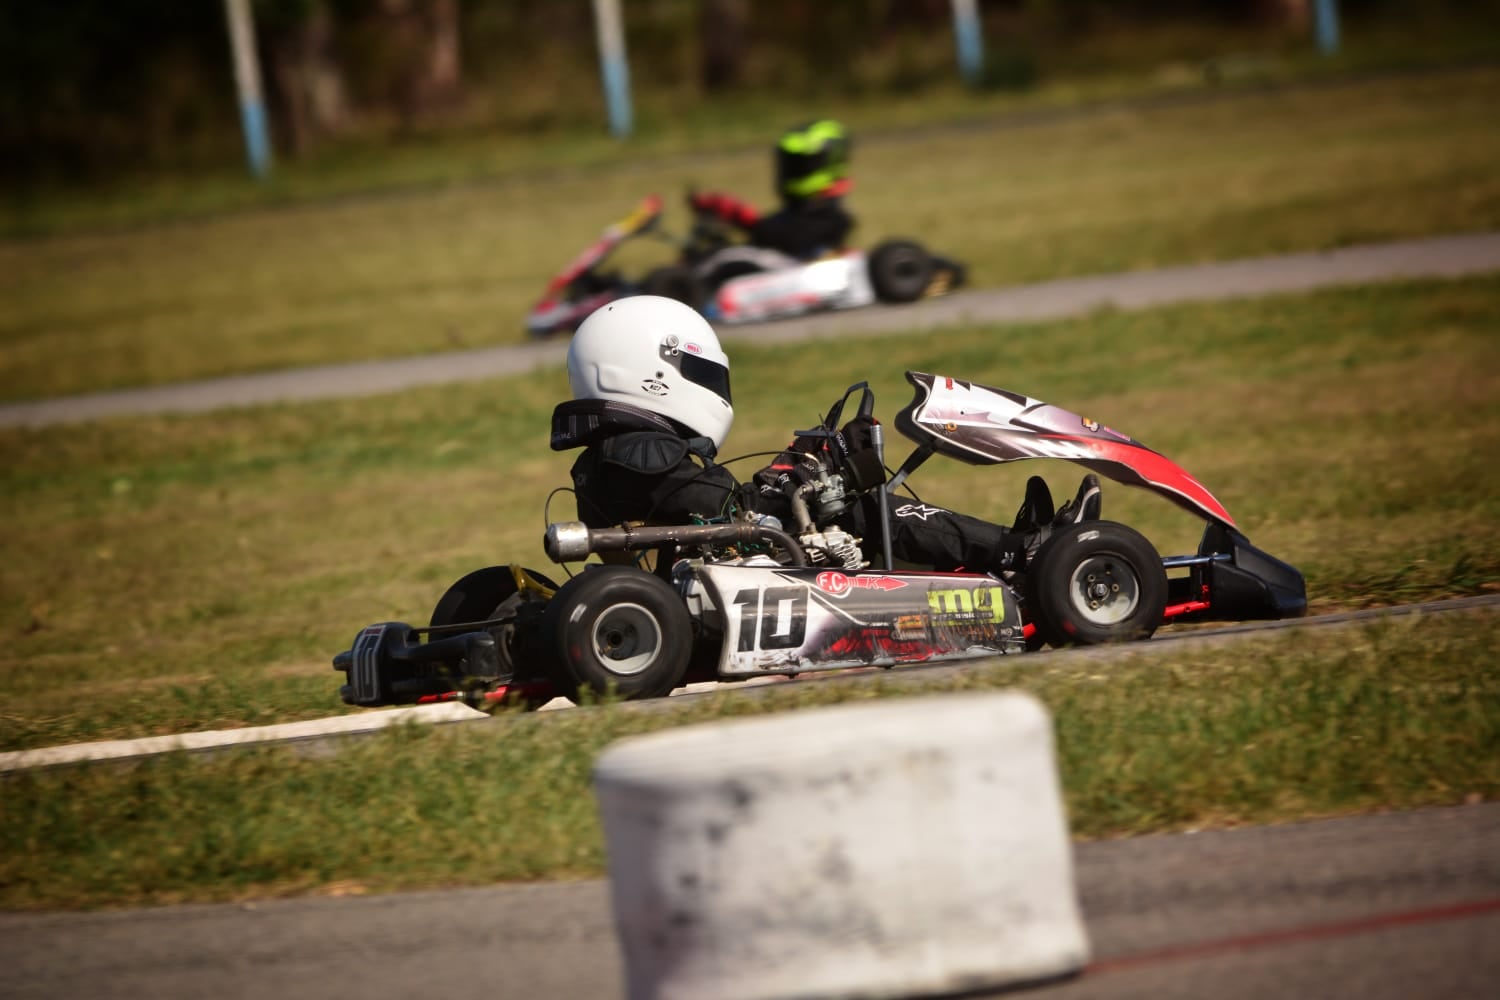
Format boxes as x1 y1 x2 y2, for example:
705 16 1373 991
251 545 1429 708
1 274 1497 754
1 66 1498 402
2 611 1494 910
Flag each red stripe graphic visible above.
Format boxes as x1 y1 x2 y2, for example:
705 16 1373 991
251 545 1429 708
1087 896 1500 976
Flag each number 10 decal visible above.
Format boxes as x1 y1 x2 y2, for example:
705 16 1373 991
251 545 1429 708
732 586 808 651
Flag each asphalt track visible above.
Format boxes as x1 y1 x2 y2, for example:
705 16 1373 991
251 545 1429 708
2 230 1497 429
2 803 1494 999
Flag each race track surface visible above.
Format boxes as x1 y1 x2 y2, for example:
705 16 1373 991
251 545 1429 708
2 231 1497 429
2 803 1493 1000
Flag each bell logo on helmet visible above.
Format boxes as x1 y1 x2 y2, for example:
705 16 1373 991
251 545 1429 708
684 342 703 355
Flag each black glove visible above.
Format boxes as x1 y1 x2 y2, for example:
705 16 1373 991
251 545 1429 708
833 414 885 491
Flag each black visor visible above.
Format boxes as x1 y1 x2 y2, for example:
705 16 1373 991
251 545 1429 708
680 353 731 405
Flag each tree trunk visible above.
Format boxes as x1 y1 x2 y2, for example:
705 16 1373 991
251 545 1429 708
377 0 463 128
265 2 349 156
1255 0 1311 28
699 0 749 92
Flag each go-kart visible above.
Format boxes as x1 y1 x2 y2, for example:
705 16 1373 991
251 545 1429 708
334 372 1307 711
523 194 966 336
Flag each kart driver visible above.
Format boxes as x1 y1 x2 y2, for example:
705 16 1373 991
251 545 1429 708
549 295 1102 576
688 119 857 261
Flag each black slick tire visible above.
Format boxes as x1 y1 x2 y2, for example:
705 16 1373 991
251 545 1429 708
1026 521 1167 646
868 240 935 303
544 565 692 701
641 265 704 308
430 565 559 708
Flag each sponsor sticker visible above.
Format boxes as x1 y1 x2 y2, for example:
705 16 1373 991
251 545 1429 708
641 378 669 395
927 585 1006 623
816 571 850 595
893 614 928 640
815 572 910 595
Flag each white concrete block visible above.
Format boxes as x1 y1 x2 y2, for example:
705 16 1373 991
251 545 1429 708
593 691 1089 1000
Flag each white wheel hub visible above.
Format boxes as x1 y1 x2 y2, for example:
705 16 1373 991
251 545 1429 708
1067 554 1140 625
590 603 661 676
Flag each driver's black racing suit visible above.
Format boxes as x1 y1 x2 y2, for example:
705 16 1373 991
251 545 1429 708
689 190 856 261
550 398 1027 573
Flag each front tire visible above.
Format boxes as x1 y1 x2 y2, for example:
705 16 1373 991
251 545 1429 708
544 565 692 701
1026 522 1167 646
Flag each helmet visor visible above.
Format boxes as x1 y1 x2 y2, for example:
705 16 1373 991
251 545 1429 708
680 352 731 406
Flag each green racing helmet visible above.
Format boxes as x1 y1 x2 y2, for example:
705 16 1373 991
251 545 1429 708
776 119 851 200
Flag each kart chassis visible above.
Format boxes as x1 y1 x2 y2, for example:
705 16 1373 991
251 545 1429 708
335 372 1306 710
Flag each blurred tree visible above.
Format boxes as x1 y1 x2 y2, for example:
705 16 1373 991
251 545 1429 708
0 0 232 182
699 0 749 91
368 0 463 128
258 0 461 147
257 0 350 155
2 0 1495 184
1256 0 1311 28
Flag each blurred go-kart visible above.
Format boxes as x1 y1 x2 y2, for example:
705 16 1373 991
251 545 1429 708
524 193 967 336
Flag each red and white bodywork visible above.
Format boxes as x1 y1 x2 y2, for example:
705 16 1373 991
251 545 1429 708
896 372 1237 527
708 250 877 325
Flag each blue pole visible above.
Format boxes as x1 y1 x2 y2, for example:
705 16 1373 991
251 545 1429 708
592 0 634 138
224 0 273 178
951 0 985 87
240 98 272 179
1314 0 1341 55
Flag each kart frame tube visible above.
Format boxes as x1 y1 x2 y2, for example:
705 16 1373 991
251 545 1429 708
545 521 809 567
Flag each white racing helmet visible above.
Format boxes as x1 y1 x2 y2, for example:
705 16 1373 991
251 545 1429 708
567 295 734 450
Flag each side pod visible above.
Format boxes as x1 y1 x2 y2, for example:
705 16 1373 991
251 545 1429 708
1198 523 1308 621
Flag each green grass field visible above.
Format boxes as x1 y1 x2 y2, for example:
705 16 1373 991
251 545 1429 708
1 67 1497 402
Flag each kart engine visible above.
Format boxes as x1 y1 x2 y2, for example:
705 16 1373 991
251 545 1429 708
797 526 866 569
776 465 868 570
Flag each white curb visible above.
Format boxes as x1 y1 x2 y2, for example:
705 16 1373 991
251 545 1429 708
0 701 486 773
593 691 1089 1000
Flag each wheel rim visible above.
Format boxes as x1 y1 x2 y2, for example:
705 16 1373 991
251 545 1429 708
1066 554 1141 626
590 603 662 676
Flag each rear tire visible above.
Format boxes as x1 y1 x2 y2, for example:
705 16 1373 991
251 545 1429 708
430 566 557 629
430 566 559 708
544 565 692 701
701 259 764 293
869 240 934 303
1026 522 1167 647
641 265 704 308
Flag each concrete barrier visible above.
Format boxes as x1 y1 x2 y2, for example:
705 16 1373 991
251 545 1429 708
593 691 1089 1000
